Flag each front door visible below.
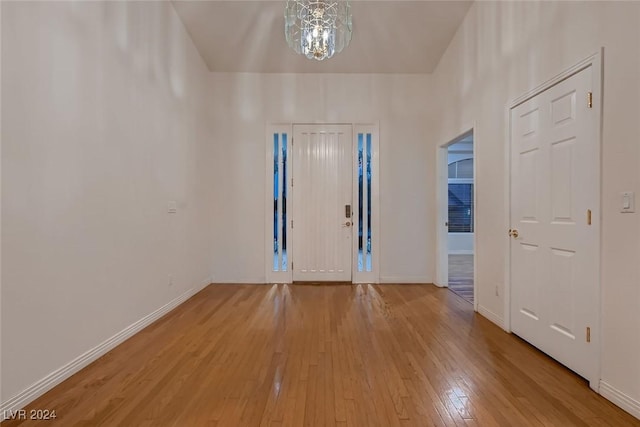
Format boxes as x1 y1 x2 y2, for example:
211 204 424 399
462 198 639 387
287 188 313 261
292 124 353 281
509 65 599 381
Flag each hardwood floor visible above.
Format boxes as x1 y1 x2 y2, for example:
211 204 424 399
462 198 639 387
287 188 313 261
3 284 638 426
448 255 474 304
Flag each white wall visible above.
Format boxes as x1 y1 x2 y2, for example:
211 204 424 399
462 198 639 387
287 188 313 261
448 233 473 255
1 1 214 403
432 0 640 413
209 73 433 283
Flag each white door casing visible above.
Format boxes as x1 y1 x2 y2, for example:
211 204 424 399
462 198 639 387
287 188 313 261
509 63 600 383
292 124 353 281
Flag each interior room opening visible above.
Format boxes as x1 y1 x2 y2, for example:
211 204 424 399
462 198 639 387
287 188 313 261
447 134 475 303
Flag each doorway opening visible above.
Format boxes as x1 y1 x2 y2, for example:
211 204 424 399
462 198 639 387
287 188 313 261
265 123 380 284
446 133 475 303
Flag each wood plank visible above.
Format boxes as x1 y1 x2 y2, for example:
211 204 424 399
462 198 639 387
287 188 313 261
2 284 639 427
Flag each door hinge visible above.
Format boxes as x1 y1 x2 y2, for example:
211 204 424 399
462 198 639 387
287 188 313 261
587 92 593 108
586 326 591 343
587 209 592 225
291 220 293 229
292 262 294 270
291 178 293 187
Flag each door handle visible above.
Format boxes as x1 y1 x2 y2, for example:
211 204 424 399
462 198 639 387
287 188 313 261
508 229 519 238
342 221 351 227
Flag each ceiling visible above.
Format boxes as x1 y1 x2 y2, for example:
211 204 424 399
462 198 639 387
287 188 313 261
172 1 473 74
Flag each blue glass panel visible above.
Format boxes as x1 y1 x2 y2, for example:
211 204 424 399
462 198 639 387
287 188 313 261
282 133 288 271
366 133 372 271
358 133 364 272
273 133 279 271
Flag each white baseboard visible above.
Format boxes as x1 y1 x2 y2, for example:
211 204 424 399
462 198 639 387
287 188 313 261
379 276 431 284
599 381 640 420
478 305 504 329
0 283 207 421
211 279 266 284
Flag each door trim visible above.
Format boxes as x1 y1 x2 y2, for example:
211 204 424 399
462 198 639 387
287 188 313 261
436 126 478 312
504 50 603 390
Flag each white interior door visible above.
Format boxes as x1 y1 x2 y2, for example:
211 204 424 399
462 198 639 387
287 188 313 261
510 65 599 381
292 124 352 281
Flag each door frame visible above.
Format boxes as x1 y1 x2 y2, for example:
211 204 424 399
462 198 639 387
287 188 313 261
265 122 380 284
436 126 478 312
504 50 603 390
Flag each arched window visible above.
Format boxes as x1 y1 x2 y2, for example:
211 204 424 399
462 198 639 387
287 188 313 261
448 158 473 179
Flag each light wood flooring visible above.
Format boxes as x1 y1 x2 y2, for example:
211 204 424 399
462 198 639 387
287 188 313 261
3 284 639 426
448 255 474 304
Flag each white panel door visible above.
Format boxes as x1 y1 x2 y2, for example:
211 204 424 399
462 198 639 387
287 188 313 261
510 65 598 380
292 124 352 281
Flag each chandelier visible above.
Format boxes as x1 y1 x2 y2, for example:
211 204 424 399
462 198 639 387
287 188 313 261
284 0 352 61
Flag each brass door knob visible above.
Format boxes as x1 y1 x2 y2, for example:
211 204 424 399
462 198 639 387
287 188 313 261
509 229 519 238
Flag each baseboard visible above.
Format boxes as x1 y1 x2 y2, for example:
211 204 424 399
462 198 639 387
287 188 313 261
379 276 431 284
478 305 504 329
0 283 207 421
210 279 266 284
599 381 640 420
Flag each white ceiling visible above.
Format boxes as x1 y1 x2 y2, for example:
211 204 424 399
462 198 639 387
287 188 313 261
172 1 473 74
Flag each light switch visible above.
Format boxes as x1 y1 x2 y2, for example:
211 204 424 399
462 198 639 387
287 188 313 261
168 201 177 214
621 192 635 213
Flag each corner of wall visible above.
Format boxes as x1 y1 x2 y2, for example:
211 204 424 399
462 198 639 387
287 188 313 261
477 305 504 330
599 381 640 420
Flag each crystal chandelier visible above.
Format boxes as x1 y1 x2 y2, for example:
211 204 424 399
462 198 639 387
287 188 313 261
284 0 352 61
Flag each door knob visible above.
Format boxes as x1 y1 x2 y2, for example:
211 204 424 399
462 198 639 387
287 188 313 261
508 229 519 238
342 221 351 227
